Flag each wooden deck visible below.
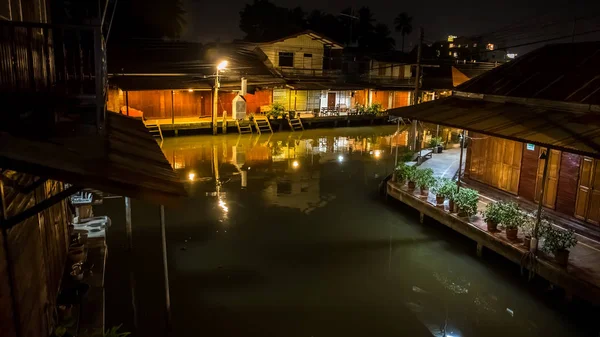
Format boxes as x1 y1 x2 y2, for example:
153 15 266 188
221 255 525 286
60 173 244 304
386 181 600 305
144 114 391 134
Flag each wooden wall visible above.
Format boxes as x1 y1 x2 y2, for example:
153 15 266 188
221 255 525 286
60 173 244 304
355 89 368 106
245 90 272 114
392 91 410 108
116 90 212 119
372 91 389 109
0 175 69 337
556 152 581 216
518 145 540 202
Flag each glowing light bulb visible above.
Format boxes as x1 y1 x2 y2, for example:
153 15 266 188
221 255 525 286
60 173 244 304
188 172 195 181
292 160 299 168
338 155 344 162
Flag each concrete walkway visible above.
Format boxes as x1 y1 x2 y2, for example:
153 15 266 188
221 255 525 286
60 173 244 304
400 149 600 303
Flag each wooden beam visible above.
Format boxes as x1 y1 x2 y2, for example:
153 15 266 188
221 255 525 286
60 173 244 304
1 185 80 230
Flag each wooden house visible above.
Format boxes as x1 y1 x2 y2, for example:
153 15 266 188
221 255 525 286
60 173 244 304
0 0 186 336
389 42 600 235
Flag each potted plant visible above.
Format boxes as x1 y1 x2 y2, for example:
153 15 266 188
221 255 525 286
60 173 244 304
68 244 85 263
70 263 84 281
541 223 578 266
482 201 503 232
432 178 452 206
415 168 435 197
428 137 443 153
454 188 479 218
248 113 255 121
500 202 522 240
405 165 418 190
288 110 296 119
394 162 412 184
267 103 285 119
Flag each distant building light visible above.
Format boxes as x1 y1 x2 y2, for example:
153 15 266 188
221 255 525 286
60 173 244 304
188 89 194 92
507 53 517 59
457 44 461 48
453 52 458 58
449 43 455 48
448 51 452 56
447 35 457 42
486 43 495 51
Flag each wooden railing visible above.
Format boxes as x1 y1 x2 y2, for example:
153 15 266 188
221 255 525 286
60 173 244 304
0 21 107 135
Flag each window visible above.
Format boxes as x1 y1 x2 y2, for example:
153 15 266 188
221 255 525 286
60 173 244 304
449 43 455 48
278 52 294 67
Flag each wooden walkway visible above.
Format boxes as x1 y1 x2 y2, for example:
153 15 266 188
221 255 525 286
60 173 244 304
386 179 600 305
142 115 390 135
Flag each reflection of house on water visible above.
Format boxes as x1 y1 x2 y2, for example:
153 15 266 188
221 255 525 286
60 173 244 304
160 129 410 209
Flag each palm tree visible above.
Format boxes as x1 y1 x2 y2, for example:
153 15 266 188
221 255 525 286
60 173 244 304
394 12 413 52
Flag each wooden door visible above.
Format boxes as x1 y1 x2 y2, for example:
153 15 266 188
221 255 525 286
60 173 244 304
535 149 561 209
575 158 600 224
467 135 521 194
327 93 336 109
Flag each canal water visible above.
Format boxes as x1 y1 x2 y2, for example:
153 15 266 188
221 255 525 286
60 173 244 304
98 126 598 337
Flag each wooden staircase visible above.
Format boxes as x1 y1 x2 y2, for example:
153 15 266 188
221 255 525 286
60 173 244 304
144 122 163 141
287 117 304 131
235 119 253 134
253 116 273 134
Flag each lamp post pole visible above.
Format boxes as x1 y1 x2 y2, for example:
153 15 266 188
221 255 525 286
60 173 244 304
212 68 220 135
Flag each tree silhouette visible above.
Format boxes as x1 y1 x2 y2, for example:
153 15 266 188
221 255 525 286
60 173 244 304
239 0 305 41
394 12 413 52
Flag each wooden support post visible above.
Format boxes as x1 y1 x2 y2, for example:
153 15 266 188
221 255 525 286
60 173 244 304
125 197 132 252
476 243 483 258
0 180 22 337
222 111 227 134
160 205 172 330
419 212 424 224
125 90 130 116
457 129 466 191
171 90 175 127
533 150 550 252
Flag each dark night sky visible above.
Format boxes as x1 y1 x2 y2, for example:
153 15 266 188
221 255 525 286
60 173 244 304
182 0 599 54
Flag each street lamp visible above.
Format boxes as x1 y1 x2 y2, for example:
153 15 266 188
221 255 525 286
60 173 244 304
213 60 228 135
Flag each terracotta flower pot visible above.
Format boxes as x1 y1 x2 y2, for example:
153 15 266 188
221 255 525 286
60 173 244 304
554 249 570 266
523 235 531 249
420 188 429 197
391 173 397 182
407 181 416 190
448 199 456 213
486 220 498 232
435 194 445 206
506 227 518 240
457 208 469 218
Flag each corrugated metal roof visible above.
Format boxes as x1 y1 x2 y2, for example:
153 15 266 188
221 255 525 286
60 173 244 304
0 113 187 204
457 42 600 104
388 96 600 158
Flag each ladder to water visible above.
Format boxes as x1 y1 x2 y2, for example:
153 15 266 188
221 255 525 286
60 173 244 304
235 119 253 134
253 116 273 134
287 117 304 131
145 122 163 141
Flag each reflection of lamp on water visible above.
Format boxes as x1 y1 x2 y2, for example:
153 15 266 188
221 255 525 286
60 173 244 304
218 198 228 213
374 150 381 158
292 160 299 168
188 172 196 181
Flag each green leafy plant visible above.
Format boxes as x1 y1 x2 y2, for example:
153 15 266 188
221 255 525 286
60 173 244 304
455 188 479 217
83 325 131 337
365 103 384 115
482 201 504 224
415 168 436 189
395 163 414 182
428 137 443 148
435 178 456 200
354 103 366 114
267 102 285 119
499 202 522 229
403 164 418 182
541 223 578 254
398 150 414 163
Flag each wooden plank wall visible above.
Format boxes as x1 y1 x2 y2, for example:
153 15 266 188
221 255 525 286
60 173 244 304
0 176 69 337
355 89 367 106
392 91 410 108
372 91 389 109
125 90 212 118
245 90 273 115
556 152 581 216
518 145 540 202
